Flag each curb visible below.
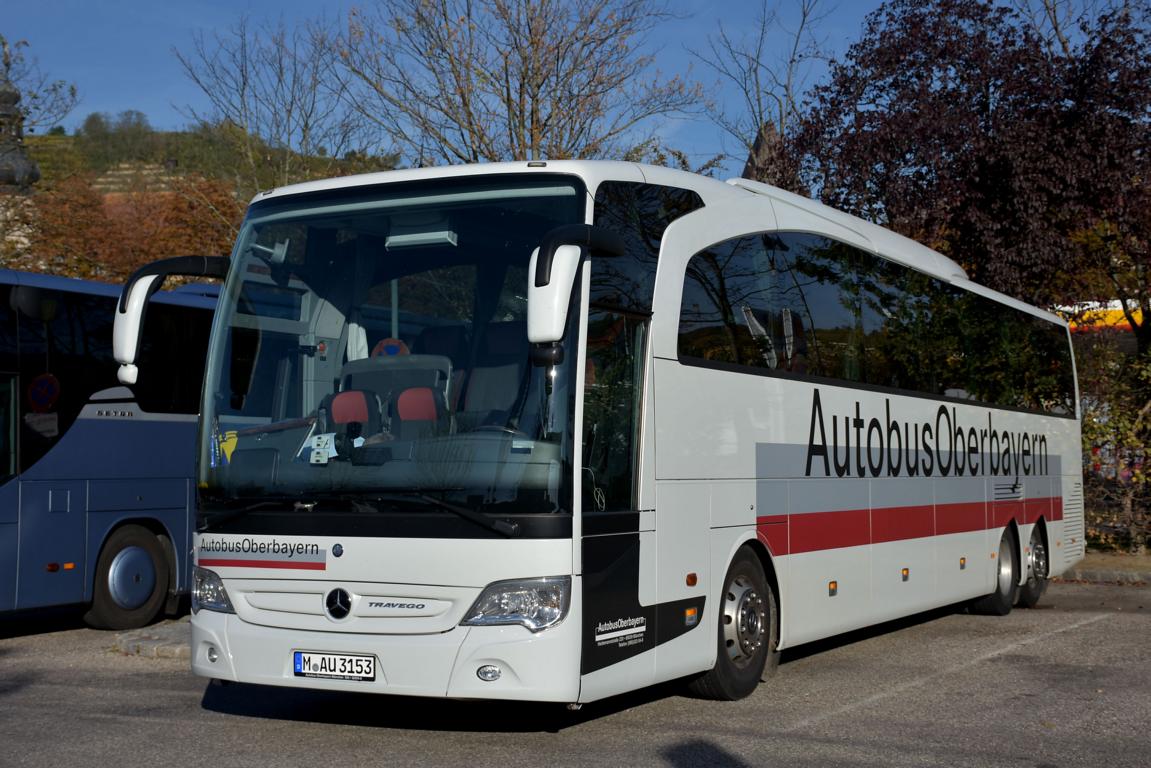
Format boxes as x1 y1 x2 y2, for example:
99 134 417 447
1056 569 1149 586
115 617 191 660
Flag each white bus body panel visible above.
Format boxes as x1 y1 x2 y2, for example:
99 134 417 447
647 194 1082 653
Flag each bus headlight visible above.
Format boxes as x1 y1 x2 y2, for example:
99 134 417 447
461 576 570 632
192 566 235 614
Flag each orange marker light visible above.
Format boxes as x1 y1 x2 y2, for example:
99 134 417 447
828 580 838 597
901 568 910 581
63 562 76 570
960 557 967 570
685 573 698 587
684 607 699 627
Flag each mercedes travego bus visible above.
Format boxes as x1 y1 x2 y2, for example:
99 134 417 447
115 162 1084 704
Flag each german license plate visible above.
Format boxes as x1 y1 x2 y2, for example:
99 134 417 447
293 651 376 681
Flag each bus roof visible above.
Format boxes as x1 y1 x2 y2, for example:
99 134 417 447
0 268 217 310
246 161 1064 328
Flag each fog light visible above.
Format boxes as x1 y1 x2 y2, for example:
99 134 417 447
206 645 219 663
476 664 502 682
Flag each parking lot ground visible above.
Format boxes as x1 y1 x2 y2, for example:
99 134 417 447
1 581 1148 768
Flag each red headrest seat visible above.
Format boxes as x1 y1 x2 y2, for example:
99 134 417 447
397 387 437 422
331 390 371 425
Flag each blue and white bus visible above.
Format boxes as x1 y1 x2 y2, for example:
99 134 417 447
0 270 214 629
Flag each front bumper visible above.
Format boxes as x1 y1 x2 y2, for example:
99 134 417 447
191 589 582 702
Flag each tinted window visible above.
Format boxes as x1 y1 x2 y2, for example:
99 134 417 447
13 287 118 472
592 181 704 311
135 302 214 414
679 232 1075 415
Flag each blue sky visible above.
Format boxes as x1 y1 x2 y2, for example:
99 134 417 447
6 0 881 175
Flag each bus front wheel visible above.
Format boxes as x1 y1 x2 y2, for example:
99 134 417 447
689 548 778 701
970 528 1019 616
85 525 170 630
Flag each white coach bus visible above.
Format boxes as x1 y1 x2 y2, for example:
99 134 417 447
115 161 1083 704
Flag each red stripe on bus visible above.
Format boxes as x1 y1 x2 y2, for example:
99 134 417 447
757 517 789 556
872 504 935 543
789 508 871 554
991 499 1026 530
758 496 1063 554
935 502 986 536
197 558 327 570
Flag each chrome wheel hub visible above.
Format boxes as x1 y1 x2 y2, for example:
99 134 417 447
723 574 766 668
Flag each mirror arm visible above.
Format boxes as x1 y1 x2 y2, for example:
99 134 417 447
533 224 625 288
118 255 230 313
115 255 230 385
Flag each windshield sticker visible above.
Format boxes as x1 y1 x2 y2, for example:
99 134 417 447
308 433 337 465
197 537 327 570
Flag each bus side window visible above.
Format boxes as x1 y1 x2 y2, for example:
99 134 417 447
582 309 646 512
14 288 117 473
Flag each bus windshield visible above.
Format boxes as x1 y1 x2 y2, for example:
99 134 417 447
198 174 587 536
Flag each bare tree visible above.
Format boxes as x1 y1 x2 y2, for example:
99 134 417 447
175 16 373 194
1010 0 1139 54
692 0 830 189
0 35 78 132
337 0 700 165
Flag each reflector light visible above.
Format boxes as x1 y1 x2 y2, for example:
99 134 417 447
686 572 698 587
45 563 60 573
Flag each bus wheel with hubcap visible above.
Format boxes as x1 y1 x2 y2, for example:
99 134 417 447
84 525 169 630
1016 525 1049 608
970 529 1019 616
689 548 778 700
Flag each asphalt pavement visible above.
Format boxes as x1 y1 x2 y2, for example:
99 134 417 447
112 549 1151 661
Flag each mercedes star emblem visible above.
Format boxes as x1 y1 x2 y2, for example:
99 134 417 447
325 588 352 620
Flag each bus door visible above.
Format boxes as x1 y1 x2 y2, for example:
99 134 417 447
648 200 780 671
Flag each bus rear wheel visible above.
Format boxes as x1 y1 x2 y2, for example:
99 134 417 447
1017 525 1049 608
84 525 169 630
970 529 1019 616
689 548 778 701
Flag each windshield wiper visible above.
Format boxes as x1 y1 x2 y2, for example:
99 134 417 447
197 499 284 531
415 493 520 538
345 491 520 538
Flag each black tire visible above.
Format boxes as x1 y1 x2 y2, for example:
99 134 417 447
970 528 1019 616
1017 524 1049 609
84 524 169 630
689 548 779 701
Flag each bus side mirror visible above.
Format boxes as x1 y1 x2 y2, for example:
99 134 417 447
527 244 583 346
115 256 229 385
527 224 625 352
